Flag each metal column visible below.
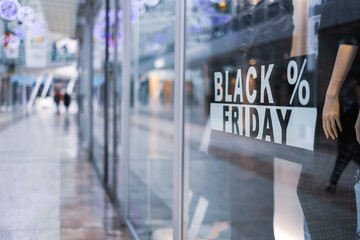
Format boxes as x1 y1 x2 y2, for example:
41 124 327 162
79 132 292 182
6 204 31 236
104 0 110 185
174 0 187 239
113 0 119 202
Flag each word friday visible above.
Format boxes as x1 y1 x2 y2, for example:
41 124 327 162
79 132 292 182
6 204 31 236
212 104 291 144
211 103 317 150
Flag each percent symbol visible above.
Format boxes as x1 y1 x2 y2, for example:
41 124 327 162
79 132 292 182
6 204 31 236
287 59 310 105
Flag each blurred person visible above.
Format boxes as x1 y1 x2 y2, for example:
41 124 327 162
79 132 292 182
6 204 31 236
64 93 71 112
54 90 61 114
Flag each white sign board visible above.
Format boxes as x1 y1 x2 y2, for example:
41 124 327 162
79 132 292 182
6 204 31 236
25 32 47 68
210 56 317 151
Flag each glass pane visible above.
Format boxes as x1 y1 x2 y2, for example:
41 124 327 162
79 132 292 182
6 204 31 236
128 0 175 239
93 2 106 177
184 0 360 239
114 0 123 203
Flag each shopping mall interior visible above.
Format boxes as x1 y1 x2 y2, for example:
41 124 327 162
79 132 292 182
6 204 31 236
1 0 360 239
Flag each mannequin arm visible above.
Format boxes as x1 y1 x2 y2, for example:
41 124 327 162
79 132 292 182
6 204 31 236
356 111 360 144
196 221 229 240
322 44 358 140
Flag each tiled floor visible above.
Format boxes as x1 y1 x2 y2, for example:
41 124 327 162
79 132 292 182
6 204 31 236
0 108 128 240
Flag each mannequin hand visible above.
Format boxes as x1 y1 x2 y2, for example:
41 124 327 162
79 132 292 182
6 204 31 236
322 94 342 140
355 111 360 144
322 44 358 140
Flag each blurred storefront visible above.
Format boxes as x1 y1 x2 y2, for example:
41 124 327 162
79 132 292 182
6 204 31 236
76 0 360 239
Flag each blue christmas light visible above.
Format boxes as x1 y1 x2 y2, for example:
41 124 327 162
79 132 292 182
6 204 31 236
209 0 225 3
100 9 116 26
109 9 116 25
154 33 167 44
13 27 26 39
117 10 122 20
0 0 21 21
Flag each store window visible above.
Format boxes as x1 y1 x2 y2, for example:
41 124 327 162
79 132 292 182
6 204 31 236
127 0 175 239
183 0 360 239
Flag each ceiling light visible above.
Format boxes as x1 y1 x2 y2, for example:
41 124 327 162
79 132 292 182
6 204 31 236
154 58 165 68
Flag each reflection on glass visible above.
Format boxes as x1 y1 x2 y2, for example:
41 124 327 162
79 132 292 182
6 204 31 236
128 0 175 239
115 0 123 202
93 2 107 176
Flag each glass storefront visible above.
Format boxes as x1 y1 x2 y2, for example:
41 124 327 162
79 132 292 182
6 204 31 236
81 0 360 239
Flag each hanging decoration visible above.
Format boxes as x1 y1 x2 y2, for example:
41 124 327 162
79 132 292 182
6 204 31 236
131 1 146 21
145 0 159 7
130 0 159 22
17 6 34 24
0 0 21 21
138 4 146 16
130 3 140 22
133 0 146 6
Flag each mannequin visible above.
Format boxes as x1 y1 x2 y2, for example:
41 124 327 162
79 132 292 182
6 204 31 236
323 44 360 193
297 0 360 239
320 0 360 192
